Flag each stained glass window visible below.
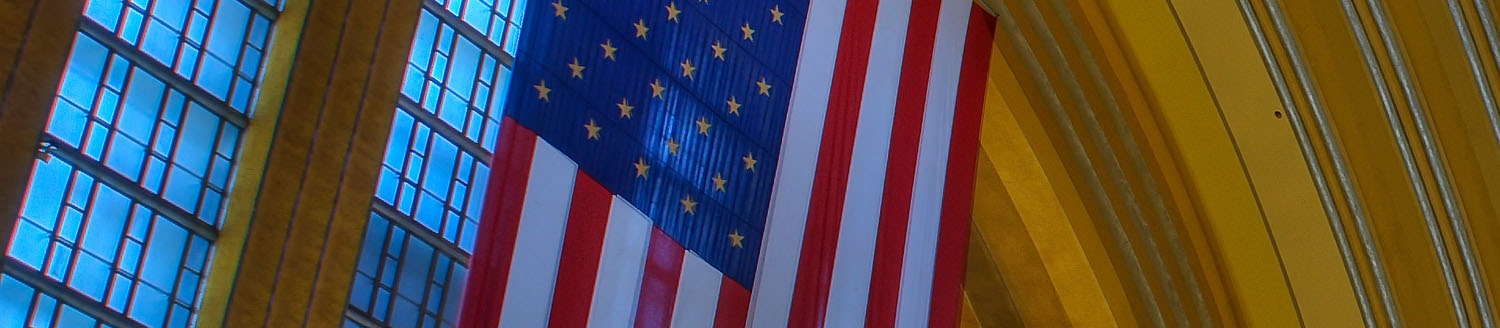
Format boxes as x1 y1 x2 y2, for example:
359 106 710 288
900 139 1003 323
5 0 277 326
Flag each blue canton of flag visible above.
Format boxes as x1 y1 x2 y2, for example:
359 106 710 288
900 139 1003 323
502 0 809 288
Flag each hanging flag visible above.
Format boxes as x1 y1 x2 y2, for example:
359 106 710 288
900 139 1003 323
456 0 996 326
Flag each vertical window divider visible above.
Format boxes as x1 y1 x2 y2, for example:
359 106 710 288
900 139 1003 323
41 135 220 240
421 0 515 68
396 96 494 165
76 20 251 128
371 201 471 265
3 258 146 328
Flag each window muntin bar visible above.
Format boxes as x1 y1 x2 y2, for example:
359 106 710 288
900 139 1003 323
430 0 526 55
83 0 274 113
51 34 244 226
377 109 490 252
347 211 468 328
403 11 512 153
6 0 279 326
349 1 525 325
11 159 213 328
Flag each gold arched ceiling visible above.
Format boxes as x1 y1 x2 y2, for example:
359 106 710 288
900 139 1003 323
963 0 1500 326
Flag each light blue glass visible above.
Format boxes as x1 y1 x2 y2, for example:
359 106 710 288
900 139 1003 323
80 187 130 259
130 284 170 326
348 212 468 328
85 0 274 113
56 305 99 327
433 0 524 54
397 238 434 298
70 252 112 299
13 158 213 327
0 275 32 327
402 12 506 152
140 222 188 290
45 34 244 224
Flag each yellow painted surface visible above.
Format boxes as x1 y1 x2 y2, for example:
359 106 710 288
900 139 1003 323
1093 0 1304 326
975 36 1123 327
196 0 310 326
1167 0 1364 326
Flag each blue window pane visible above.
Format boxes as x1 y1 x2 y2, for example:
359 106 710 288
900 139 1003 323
70 252 113 299
85 0 124 28
141 222 188 290
0 275 34 327
12 159 212 321
348 212 467 328
403 13 506 152
431 0 524 54
119 72 166 140
206 1 251 63
47 34 243 224
57 305 100 327
130 285 170 326
33 294 58 328
85 0 274 113
80 187 130 259
377 116 490 245
59 35 109 110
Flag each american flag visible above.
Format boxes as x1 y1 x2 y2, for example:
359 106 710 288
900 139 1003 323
457 0 995 326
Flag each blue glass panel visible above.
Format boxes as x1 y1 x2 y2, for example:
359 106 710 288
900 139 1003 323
377 115 490 245
130 285 170 326
80 187 130 259
12 158 212 322
347 212 468 328
57 305 100 327
431 0 524 53
48 33 242 224
403 13 506 152
33 294 58 327
59 35 109 110
141 222 188 290
85 0 273 113
0 275 33 327
70 252 113 299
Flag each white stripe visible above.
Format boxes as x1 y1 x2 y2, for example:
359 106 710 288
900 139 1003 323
671 252 723 328
897 0 973 325
498 139 578 328
587 197 654 328
822 0 914 325
750 0 849 326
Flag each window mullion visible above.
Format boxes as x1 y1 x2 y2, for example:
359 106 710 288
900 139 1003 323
344 304 394 328
3 257 148 328
397 96 493 166
42 135 220 241
240 0 282 21
371 200 470 265
422 0 514 67
77 19 250 128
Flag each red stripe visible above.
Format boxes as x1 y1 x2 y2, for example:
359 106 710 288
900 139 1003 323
713 277 751 328
458 118 539 328
788 0 884 325
547 173 614 327
865 0 945 325
634 229 686 327
928 6 994 327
